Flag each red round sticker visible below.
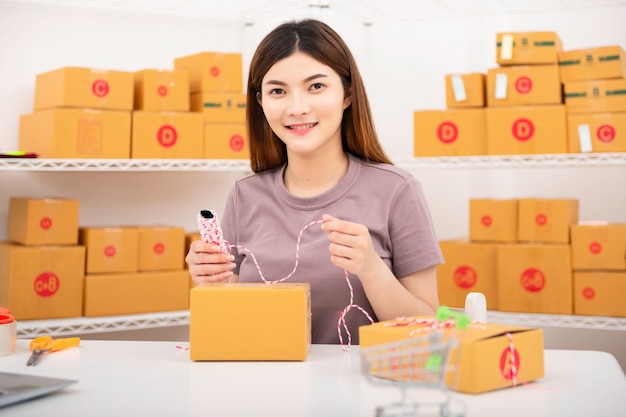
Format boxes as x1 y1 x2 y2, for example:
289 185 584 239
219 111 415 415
153 242 165 255
92 79 110 97
157 125 177 148
512 118 534 141
40 217 52 230
229 134 245 152
104 245 116 257
437 121 458 144
500 346 520 380
481 215 492 227
589 242 602 254
515 76 533 94
157 85 168 97
210 66 220 77
520 268 545 292
582 287 595 300
453 265 477 289
535 213 547 226
596 125 615 143
34 272 60 297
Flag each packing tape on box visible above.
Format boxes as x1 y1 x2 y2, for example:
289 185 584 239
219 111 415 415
0 308 17 356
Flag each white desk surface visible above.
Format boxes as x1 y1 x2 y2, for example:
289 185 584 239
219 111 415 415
1 340 625 417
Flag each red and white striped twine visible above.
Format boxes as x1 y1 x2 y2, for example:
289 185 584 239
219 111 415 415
224 219 373 351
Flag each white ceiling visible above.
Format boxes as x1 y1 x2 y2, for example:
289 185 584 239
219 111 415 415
2 0 626 23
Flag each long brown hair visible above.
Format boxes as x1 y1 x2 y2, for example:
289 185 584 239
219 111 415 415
246 19 392 173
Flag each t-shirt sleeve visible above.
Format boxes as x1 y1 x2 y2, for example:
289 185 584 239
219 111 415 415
388 175 443 278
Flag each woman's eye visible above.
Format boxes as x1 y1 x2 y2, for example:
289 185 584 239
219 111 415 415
269 88 285 95
310 83 324 91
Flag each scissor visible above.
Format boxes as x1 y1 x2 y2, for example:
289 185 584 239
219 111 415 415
26 336 80 366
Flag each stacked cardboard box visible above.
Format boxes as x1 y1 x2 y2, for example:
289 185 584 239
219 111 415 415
437 198 580 315
561 46 626 153
176 52 250 160
18 67 134 158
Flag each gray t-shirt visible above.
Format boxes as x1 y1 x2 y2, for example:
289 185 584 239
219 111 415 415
221 154 443 344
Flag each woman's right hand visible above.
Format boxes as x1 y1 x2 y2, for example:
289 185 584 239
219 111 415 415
185 240 236 286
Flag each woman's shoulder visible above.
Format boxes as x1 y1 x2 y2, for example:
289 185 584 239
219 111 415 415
233 166 282 189
352 156 417 185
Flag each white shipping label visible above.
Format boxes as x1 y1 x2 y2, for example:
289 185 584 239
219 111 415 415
577 124 593 153
494 73 508 100
451 75 467 102
501 34 514 60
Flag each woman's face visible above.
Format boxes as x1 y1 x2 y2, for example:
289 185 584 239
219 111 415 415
258 51 351 158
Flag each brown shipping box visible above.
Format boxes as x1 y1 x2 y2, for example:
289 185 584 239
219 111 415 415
445 73 486 108
414 109 486 157
137 226 186 272
564 79 626 114
190 92 246 123
574 271 626 317
34 67 133 111
567 112 626 153
134 69 190 112
204 123 250 159
131 111 204 159
486 65 562 107
189 283 311 361
486 105 568 155
0 243 85 320
570 223 626 271
19 108 131 158
517 198 579 244
83 270 190 317
497 243 573 314
359 317 544 394
558 46 626 83
79 227 140 274
469 199 518 243
496 31 563 65
173 52 243 93
8 197 79 246
437 240 499 310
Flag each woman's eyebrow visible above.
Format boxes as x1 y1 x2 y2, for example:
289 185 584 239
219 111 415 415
263 73 329 87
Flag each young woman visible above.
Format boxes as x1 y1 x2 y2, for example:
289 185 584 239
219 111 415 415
186 19 443 344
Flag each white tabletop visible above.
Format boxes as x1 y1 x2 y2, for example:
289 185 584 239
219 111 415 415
0 340 625 417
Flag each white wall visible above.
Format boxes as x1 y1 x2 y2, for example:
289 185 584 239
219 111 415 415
0 2 625 241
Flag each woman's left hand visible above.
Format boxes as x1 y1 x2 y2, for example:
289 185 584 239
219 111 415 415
320 214 380 276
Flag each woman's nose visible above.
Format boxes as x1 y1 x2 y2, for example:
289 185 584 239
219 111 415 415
286 91 311 115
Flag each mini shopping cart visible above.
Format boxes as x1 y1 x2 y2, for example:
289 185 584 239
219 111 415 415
360 307 470 417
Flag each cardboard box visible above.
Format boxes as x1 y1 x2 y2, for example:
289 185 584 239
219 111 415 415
497 243 573 314
564 79 626 114
574 271 626 317
79 227 139 274
137 226 186 272
131 111 204 159
204 123 250 159
486 65 562 107
496 32 563 65
173 52 243 93
34 66 133 111
0 243 85 320
469 199 518 243
558 46 626 82
134 69 190 111
517 198 579 244
359 317 544 394
189 283 311 361
190 92 246 123
8 197 79 246
83 270 190 316
19 108 131 158
486 105 568 155
570 224 626 271
437 240 499 310
567 112 626 153
445 73 486 108
414 109 486 156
